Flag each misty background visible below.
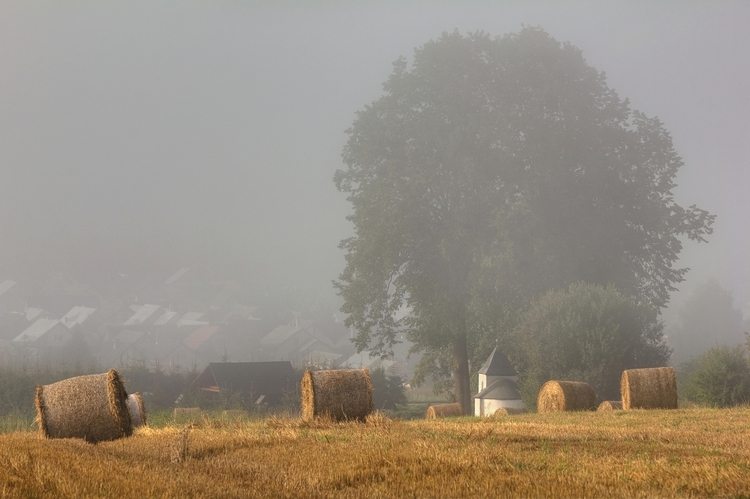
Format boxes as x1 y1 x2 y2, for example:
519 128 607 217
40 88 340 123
1 1 748 362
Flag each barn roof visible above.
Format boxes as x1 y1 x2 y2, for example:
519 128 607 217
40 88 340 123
478 347 517 377
191 361 297 398
0 280 17 296
183 325 219 350
60 306 97 328
473 377 522 401
12 319 65 343
123 304 160 326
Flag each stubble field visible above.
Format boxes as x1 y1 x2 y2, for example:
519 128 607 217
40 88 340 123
1 407 749 498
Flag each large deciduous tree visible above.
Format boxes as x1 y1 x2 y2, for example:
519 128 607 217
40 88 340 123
334 28 714 414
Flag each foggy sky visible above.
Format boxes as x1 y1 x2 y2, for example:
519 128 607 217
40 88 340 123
1 1 748 318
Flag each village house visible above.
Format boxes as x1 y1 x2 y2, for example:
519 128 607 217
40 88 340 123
259 325 314 362
12 319 72 348
191 361 298 406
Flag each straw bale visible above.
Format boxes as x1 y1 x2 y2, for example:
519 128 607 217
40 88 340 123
537 380 596 413
620 367 677 410
127 393 147 428
301 369 373 422
597 400 623 412
492 407 527 416
35 369 132 443
425 403 463 419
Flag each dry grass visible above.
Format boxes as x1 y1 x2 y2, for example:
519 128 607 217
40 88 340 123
221 410 247 421
537 380 597 413
301 369 373 422
492 407 527 416
173 407 201 422
1 407 750 497
622 367 678 410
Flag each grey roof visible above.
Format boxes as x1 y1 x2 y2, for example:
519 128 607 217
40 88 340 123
164 267 189 285
60 306 96 328
260 325 306 346
0 280 17 296
123 304 160 326
473 377 522 401
478 347 517 376
153 310 178 326
13 319 65 343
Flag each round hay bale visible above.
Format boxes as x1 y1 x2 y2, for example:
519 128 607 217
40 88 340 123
621 367 677 410
425 403 463 419
537 380 596 413
597 400 623 412
492 407 527 417
35 369 132 443
127 393 147 428
301 369 373 422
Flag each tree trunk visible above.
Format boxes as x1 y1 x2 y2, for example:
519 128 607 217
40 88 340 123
453 332 471 416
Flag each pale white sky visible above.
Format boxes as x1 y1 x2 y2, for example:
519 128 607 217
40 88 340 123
1 1 748 318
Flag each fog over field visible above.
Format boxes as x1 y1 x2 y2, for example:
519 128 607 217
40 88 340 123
1 1 748 338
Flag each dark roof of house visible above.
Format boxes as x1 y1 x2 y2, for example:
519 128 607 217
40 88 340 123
478 347 517 376
191 361 297 396
473 377 522 401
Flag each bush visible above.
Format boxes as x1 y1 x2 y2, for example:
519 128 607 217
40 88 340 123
370 366 408 410
682 345 750 407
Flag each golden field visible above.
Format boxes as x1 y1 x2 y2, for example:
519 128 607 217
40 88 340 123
1 407 749 498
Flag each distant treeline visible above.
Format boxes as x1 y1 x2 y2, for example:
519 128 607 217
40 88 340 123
0 361 408 418
0 361 202 417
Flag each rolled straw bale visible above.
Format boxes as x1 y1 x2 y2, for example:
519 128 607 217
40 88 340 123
301 369 373 422
127 393 147 428
493 407 527 417
597 400 623 412
35 369 132 443
537 381 596 413
621 367 677 410
425 403 463 419
173 407 201 420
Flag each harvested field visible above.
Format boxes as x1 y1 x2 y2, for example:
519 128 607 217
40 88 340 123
1 407 749 497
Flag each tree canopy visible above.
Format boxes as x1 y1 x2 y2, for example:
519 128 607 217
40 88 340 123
509 282 670 405
334 27 714 413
